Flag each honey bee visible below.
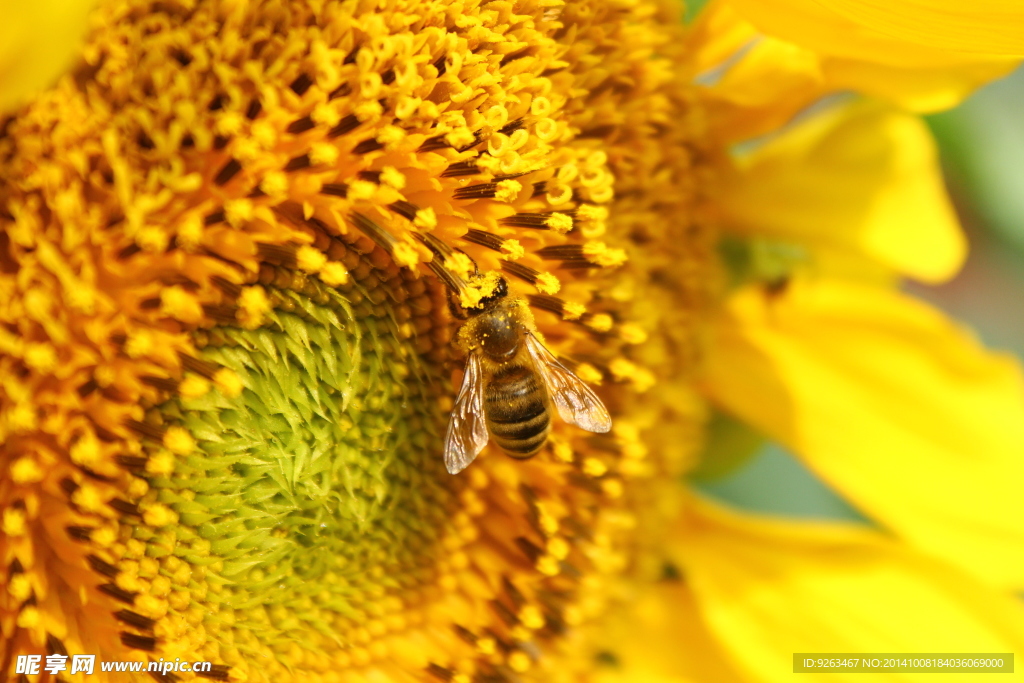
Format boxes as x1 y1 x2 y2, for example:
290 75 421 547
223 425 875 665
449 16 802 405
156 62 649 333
444 275 612 474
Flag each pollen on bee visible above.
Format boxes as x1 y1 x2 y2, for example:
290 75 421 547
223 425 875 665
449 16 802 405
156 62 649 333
445 252 476 279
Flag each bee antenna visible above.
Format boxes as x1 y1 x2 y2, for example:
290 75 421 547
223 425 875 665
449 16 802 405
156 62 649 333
412 233 474 297
452 246 481 276
416 232 453 260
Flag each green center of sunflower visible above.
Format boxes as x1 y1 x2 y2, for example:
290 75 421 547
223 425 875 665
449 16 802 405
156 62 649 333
146 266 455 672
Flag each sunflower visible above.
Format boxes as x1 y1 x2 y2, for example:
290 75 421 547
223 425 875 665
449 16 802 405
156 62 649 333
2 1 1024 682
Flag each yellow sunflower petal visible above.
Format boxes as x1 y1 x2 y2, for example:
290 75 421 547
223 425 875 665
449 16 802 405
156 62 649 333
821 56 1019 114
718 101 964 283
0 0 96 113
592 581 747 683
811 0 1024 56
701 279 1024 589
674 495 1024 682
723 0 1018 111
691 1 826 143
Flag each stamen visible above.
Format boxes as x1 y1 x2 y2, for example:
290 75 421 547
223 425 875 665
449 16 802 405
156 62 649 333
46 634 68 657
245 98 262 119
535 244 584 260
98 583 138 605
87 554 120 577
124 419 166 442
211 276 242 297
462 229 505 251
348 211 397 255
197 664 231 681
141 376 180 393
115 610 156 630
115 455 149 470
178 353 220 379
417 134 449 152
108 499 141 516
120 633 156 651
353 138 384 154
442 161 482 178
328 114 361 138
453 183 498 200
388 200 419 221
289 73 314 96
501 262 540 285
426 664 455 681
499 118 525 135
213 158 242 186
284 154 311 172
256 243 299 266
286 115 315 134
321 182 349 197
328 82 351 99
526 293 566 316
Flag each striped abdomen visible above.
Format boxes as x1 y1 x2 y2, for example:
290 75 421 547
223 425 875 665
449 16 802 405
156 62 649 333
484 362 551 458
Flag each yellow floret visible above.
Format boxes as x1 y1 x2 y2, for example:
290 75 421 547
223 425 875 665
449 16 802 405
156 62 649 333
495 179 522 202
500 239 524 260
297 245 328 273
163 426 196 455
320 262 350 286
546 212 574 234
535 272 560 295
214 368 244 397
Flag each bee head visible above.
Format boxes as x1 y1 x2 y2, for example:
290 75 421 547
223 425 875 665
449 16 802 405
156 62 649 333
449 274 508 319
470 275 508 312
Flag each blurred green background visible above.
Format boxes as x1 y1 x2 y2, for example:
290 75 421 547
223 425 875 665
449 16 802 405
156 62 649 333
689 58 1024 521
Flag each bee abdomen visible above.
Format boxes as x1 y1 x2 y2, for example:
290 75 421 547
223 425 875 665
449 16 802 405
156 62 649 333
485 365 550 457
492 416 550 457
489 408 549 440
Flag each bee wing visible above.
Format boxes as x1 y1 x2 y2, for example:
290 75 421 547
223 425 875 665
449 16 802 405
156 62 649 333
444 353 490 474
525 333 612 433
